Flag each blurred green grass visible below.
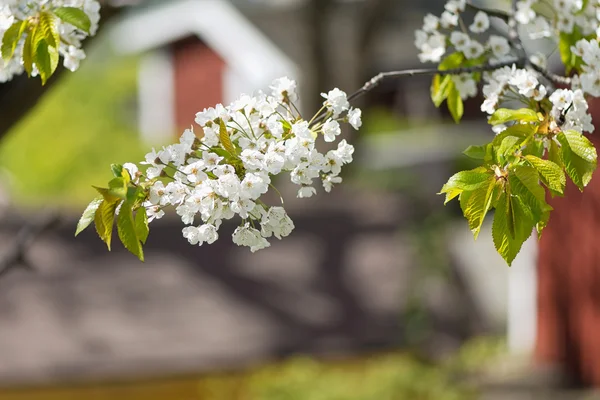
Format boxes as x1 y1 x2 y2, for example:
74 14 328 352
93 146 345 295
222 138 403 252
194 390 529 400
0 52 147 208
0 337 504 400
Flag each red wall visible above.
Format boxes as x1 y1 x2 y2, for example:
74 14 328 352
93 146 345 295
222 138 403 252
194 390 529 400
172 37 225 132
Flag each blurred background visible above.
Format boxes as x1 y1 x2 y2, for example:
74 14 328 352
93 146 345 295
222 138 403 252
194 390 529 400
0 0 591 398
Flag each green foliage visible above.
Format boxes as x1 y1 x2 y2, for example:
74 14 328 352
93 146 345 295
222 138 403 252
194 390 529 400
431 52 466 123
77 164 150 261
1 20 27 62
0 53 147 207
53 7 92 33
117 200 145 261
558 27 592 74
75 197 103 236
557 129 597 190
440 110 597 265
0 6 92 84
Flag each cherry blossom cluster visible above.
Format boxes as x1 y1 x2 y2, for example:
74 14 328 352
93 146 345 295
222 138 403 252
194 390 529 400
414 0 600 137
130 77 359 252
0 0 100 82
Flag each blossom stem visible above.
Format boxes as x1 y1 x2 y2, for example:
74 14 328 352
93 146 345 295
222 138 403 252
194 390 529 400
348 59 523 103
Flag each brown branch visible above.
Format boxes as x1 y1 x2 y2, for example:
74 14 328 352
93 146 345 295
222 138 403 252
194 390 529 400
529 62 572 86
347 58 524 102
0 211 61 278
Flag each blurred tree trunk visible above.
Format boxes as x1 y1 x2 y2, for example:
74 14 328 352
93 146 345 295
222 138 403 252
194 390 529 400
536 98 600 387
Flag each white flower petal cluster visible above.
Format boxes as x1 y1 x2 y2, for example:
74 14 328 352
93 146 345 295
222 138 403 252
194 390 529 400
480 66 548 114
549 88 594 133
132 77 358 252
0 0 100 82
516 0 598 36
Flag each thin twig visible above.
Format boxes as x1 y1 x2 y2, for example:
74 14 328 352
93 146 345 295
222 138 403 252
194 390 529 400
529 62 572 86
348 58 523 101
465 2 510 21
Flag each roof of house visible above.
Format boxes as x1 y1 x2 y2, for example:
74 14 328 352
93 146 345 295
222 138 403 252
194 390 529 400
110 0 300 89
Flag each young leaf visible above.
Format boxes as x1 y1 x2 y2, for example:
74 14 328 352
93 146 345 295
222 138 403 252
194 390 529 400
53 7 91 33
34 39 59 85
219 119 236 155
430 52 464 108
38 12 59 49
462 176 496 239
431 75 453 107
438 52 465 70
94 199 119 250
489 108 541 125
562 130 597 163
108 177 128 199
1 20 27 62
111 163 124 177
557 131 597 190
497 136 521 164
22 29 34 76
522 139 545 158
463 144 488 160
508 165 552 221
135 208 150 244
117 201 144 261
524 155 566 196
447 85 464 123
492 192 535 266
75 197 103 236
491 123 537 147
439 167 492 204
548 139 564 169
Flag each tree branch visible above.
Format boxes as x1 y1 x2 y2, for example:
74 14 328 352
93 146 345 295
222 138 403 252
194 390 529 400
0 211 61 278
465 2 510 22
348 59 523 101
529 62 572 86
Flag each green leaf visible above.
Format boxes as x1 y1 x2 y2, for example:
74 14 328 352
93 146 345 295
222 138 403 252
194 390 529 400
447 85 463 123
108 177 128 199
38 12 59 49
53 7 91 33
524 155 566 196
219 119 236 155
22 29 33 76
117 201 144 261
462 176 496 239
463 144 488 160
430 52 464 108
438 52 465 70
1 20 27 62
548 139 564 169
431 75 453 107
497 136 521 164
94 199 119 250
135 207 149 244
557 131 597 190
492 192 535 266
563 130 597 163
522 138 545 158
558 29 586 73
489 108 541 125
34 39 59 85
75 197 103 236
491 123 537 147
111 163 124 177
439 167 492 204
508 164 552 222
